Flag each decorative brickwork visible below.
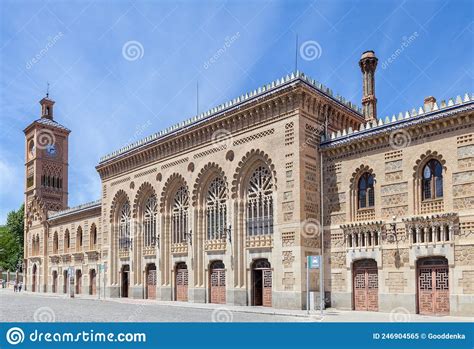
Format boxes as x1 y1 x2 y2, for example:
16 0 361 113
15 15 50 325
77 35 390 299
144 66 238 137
458 271 474 294
385 272 407 293
454 245 474 266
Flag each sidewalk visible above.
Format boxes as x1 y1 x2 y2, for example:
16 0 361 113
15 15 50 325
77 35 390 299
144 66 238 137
2 288 471 322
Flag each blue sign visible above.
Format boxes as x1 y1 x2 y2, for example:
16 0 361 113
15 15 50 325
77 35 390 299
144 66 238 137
308 255 321 269
0 323 472 349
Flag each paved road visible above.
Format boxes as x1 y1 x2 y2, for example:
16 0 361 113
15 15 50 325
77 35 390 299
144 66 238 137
1 291 470 322
0 292 310 322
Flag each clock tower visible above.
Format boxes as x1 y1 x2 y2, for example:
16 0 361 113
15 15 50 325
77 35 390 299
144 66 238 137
24 95 71 212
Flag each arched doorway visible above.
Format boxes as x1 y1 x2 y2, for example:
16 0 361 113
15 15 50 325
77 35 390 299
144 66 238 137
417 257 449 315
146 264 157 300
252 259 272 307
353 259 378 311
175 262 188 301
52 271 58 293
209 261 226 304
89 269 97 295
121 265 130 298
75 270 82 294
63 270 68 293
32 264 37 292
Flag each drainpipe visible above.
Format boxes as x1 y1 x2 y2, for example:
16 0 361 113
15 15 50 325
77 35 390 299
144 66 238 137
319 141 325 315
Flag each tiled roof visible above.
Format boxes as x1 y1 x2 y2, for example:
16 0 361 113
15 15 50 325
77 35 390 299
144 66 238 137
322 93 474 147
99 71 363 164
34 117 71 132
47 200 101 220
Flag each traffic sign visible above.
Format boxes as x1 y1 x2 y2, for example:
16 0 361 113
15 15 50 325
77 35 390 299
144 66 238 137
308 255 321 269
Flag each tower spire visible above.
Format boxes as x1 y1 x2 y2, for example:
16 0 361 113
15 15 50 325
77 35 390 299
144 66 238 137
40 88 55 120
359 50 378 121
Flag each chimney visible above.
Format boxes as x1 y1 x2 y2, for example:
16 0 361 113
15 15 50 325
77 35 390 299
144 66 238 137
359 50 378 121
424 96 436 112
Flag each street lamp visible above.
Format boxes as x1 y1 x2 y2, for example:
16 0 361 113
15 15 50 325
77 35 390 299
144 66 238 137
383 216 398 243
185 230 193 245
153 235 160 249
220 225 232 243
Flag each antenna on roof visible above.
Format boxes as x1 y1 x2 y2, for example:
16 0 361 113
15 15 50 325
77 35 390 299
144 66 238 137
295 34 299 73
46 82 50 98
196 81 199 116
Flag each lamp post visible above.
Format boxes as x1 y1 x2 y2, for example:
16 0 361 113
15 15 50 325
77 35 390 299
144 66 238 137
153 235 160 249
185 230 193 246
383 216 398 243
221 225 232 243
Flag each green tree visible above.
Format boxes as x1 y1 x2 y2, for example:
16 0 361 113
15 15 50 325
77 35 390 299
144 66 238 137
0 204 24 271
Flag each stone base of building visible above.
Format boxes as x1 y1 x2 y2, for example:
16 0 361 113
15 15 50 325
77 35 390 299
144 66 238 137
130 286 143 299
378 293 416 313
226 288 247 306
158 286 172 301
330 292 352 310
189 287 206 303
273 291 304 310
106 286 120 298
450 295 474 316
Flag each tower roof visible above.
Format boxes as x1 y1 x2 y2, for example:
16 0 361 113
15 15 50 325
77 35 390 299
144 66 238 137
23 117 71 134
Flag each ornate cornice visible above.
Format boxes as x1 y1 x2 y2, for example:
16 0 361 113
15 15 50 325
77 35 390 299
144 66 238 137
322 101 473 158
96 77 364 181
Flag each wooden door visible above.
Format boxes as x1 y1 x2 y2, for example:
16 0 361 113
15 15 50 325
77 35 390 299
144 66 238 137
147 269 157 300
210 266 226 304
176 264 188 301
90 270 97 295
353 260 378 311
262 269 272 307
418 263 449 315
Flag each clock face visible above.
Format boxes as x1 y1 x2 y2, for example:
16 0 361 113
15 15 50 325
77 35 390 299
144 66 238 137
46 144 57 157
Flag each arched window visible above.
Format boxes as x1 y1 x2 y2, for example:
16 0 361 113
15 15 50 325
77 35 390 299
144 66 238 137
76 227 83 251
53 232 58 254
32 236 36 255
90 224 97 250
172 187 189 244
358 173 375 209
119 202 131 250
36 234 40 254
64 230 70 251
422 159 443 200
246 166 274 236
143 195 157 247
206 177 227 240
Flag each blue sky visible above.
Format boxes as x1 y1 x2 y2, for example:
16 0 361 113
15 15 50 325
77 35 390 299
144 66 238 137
0 0 473 224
